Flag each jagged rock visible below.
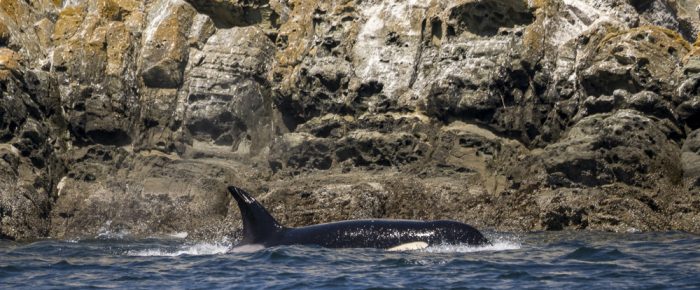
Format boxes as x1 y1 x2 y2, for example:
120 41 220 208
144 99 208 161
0 48 20 79
2 0 700 240
263 180 388 226
49 145 262 240
0 22 10 45
677 75 700 129
140 0 196 88
579 26 689 98
51 1 143 146
268 133 333 174
528 110 682 188
295 114 353 139
0 178 52 240
430 121 525 193
335 130 429 168
0 0 56 63
183 0 278 29
627 91 676 120
132 88 186 154
183 26 276 156
0 54 64 240
535 186 669 232
632 0 700 41
682 129 700 188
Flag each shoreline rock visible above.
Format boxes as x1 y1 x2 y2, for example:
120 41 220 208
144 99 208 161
1 0 700 241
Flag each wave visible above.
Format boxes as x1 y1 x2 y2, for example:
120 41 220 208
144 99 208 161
419 234 521 253
127 242 232 257
124 233 520 256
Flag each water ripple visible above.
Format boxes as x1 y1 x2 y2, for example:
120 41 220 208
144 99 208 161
1 231 699 289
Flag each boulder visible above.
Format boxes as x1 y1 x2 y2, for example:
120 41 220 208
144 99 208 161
140 0 196 88
182 26 276 156
529 110 682 188
682 129 700 188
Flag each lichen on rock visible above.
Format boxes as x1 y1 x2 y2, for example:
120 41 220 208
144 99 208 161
3 0 700 240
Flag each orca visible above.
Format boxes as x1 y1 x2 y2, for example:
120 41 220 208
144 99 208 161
228 186 489 250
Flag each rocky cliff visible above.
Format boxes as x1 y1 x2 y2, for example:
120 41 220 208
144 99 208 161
1 0 700 241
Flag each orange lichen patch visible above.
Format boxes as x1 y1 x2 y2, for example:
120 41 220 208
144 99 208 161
0 47 19 68
530 0 551 9
88 25 108 47
273 0 320 66
33 18 54 50
0 47 20 80
642 26 690 51
97 0 138 21
598 26 691 53
146 3 192 64
586 24 689 93
0 0 28 23
52 4 86 42
684 53 700 69
0 21 9 43
97 0 123 21
272 0 358 95
683 45 700 66
114 0 139 11
592 26 692 80
106 22 131 76
521 0 559 62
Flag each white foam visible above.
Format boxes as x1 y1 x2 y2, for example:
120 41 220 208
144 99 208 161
127 242 231 257
96 221 131 239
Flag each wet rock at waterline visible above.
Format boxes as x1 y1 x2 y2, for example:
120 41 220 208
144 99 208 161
2 0 700 240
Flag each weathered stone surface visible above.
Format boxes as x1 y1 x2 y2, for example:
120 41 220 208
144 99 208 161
524 110 682 188
49 146 262 240
682 129 700 188
182 26 276 156
183 0 278 29
579 26 689 98
50 1 145 146
0 52 65 240
677 76 700 129
140 0 196 88
0 22 10 46
268 132 334 174
3 0 700 240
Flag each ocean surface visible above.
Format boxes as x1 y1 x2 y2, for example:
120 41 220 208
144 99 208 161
1 231 699 289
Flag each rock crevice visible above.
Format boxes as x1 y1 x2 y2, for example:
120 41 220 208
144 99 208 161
1 0 700 240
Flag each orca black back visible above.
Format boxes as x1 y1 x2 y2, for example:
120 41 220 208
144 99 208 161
228 185 489 248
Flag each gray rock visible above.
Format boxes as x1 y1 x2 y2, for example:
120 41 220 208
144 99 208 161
183 26 276 156
140 0 197 88
49 145 263 240
3 0 700 240
682 129 700 188
532 110 682 188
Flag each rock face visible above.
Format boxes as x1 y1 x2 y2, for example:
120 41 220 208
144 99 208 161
1 0 700 240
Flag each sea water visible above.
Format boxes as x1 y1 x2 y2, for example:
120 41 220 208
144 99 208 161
1 231 698 289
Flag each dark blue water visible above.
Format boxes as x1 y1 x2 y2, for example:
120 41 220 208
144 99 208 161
1 231 699 289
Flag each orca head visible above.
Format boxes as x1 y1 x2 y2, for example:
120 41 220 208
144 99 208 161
228 186 284 245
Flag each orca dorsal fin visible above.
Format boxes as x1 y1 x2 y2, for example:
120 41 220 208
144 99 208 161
228 186 284 244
